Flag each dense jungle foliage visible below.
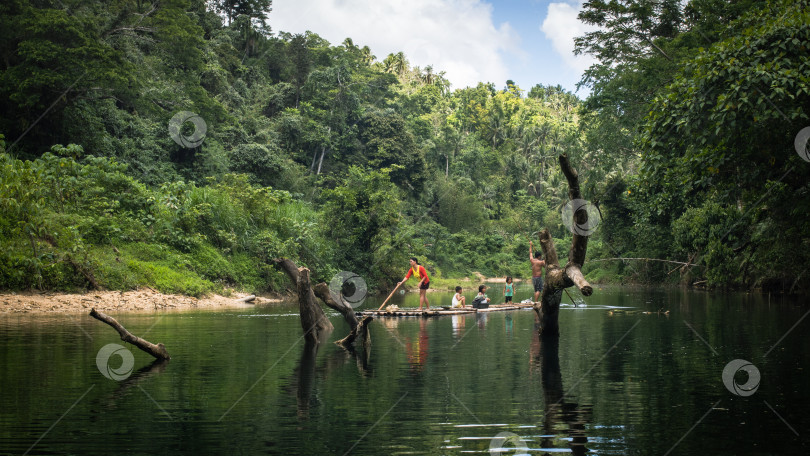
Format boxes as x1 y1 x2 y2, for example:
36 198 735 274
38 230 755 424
1 0 808 295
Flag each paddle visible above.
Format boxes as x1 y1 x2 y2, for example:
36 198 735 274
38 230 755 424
377 281 404 310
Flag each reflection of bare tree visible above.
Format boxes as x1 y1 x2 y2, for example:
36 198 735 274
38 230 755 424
295 333 325 420
531 334 591 455
293 327 372 420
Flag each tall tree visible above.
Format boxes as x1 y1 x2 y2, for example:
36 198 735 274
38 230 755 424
212 0 272 28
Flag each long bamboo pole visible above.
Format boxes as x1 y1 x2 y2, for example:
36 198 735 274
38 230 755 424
588 257 700 267
377 281 404 310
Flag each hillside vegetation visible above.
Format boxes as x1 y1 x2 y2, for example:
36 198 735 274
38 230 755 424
1 0 808 295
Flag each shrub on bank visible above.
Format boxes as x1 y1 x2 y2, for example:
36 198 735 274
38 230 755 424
0 141 330 295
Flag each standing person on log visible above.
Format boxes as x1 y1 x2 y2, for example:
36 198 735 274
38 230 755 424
399 257 431 310
530 241 546 302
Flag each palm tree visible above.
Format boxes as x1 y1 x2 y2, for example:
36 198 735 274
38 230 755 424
422 65 435 85
360 46 376 65
382 52 408 75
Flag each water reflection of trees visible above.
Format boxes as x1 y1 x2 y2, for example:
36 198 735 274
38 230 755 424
531 333 592 455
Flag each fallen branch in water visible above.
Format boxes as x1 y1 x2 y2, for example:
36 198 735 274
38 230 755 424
89 308 170 360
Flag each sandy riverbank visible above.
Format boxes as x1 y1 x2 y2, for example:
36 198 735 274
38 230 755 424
0 288 285 314
1 273 525 313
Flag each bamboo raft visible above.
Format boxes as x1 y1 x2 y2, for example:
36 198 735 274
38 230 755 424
357 302 534 317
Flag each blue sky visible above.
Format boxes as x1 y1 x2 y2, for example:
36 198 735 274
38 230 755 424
490 0 596 94
270 0 598 96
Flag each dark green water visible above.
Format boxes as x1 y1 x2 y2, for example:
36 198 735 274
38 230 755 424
1 285 808 455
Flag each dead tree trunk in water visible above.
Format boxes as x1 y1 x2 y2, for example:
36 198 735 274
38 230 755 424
535 154 594 337
272 258 371 349
272 259 333 344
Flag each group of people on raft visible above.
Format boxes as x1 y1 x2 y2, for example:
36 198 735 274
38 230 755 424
398 241 547 311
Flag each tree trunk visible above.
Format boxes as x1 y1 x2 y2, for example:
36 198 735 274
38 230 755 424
313 282 358 329
316 147 326 174
316 126 331 175
272 258 370 349
273 258 358 330
295 268 334 344
89 308 170 360
534 154 594 337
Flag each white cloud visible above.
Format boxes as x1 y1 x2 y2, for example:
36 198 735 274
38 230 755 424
269 0 519 89
541 1 599 73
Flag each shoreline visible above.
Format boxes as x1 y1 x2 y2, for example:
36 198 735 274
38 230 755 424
1 281 780 315
0 288 285 314
0 275 528 314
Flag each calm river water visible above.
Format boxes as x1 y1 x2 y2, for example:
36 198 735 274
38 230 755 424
1 285 808 455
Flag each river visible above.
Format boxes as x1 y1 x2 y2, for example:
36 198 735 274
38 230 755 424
1 284 808 455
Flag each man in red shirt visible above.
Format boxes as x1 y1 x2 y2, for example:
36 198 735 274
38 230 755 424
400 257 430 310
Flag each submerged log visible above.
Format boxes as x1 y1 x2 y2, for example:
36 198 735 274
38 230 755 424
534 154 594 336
89 308 170 360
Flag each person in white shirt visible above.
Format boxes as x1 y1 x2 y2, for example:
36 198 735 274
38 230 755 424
452 286 466 308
